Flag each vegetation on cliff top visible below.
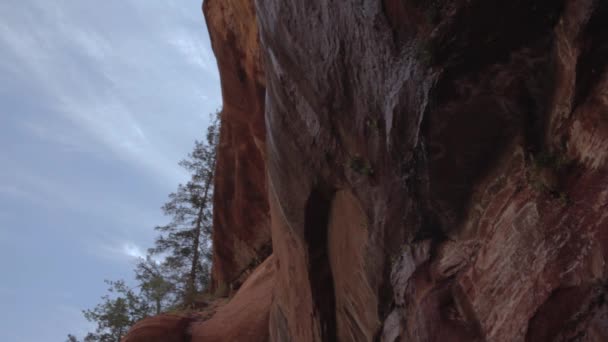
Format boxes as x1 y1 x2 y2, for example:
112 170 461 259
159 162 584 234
66 111 220 342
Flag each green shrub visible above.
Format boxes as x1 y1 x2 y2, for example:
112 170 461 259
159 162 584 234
366 118 379 131
416 42 435 66
533 149 570 171
558 192 570 206
527 150 571 204
349 155 374 176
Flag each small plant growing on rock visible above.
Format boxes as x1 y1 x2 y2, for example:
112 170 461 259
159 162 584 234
390 252 401 269
413 0 443 23
558 192 570 206
426 0 442 24
533 151 568 170
349 155 374 176
415 38 440 67
527 150 571 203
366 117 380 131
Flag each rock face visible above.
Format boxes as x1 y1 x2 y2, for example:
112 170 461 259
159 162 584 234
124 256 276 342
124 314 193 342
257 0 608 340
127 0 608 341
203 0 271 290
190 255 276 341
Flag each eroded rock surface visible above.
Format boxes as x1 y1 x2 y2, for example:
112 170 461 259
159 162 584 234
203 0 271 290
257 0 608 341
123 314 193 342
191 255 276 341
123 256 275 342
127 0 608 341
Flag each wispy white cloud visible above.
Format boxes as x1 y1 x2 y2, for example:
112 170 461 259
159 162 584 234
92 240 149 263
123 242 147 259
167 30 219 78
0 160 75 209
0 156 161 231
0 0 209 187
69 28 112 62
0 184 33 201
21 119 94 154
0 1 221 341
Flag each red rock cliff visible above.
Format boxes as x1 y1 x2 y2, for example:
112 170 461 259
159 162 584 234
126 0 608 341
203 0 270 290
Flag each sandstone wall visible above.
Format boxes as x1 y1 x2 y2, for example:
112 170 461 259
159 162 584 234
127 1 608 341
203 0 270 289
257 0 608 340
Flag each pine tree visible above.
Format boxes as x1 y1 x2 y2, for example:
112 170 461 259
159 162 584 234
149 111 220 306
81 280 151 342
134 256 175 314
70 112 222 340
66 334 79 342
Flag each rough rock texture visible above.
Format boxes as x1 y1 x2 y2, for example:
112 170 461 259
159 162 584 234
203 0 270 290
257 0 608 341
191 255 275 341
123 256 276 342
128 0 608 341
122 314 194 342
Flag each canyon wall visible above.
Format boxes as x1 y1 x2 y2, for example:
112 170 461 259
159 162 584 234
203 0 270 290
125 0 608 341
259 0 608 340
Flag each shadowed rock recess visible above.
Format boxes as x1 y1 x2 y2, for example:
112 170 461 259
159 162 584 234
125 0 608 341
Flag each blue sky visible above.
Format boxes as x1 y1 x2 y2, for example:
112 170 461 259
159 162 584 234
0 1 221 340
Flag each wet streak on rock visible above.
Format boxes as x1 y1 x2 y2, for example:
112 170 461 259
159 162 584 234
526 284 608 341
434 0 565 73
304 187 337 341
574 0 608 108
